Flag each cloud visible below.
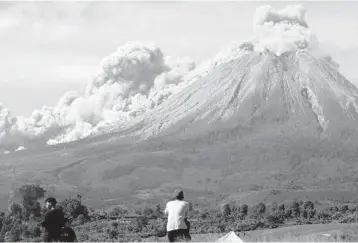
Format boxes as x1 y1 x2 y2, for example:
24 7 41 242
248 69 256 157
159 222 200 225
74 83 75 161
308 13 358 52
0 2 86 43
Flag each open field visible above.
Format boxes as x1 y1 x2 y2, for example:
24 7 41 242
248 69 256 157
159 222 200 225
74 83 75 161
145 223 358 242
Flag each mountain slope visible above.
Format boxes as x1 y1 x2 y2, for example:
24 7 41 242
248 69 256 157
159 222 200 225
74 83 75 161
136 50 358 140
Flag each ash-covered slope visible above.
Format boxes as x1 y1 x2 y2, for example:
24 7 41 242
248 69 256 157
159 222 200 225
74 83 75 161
134 5 358 139
137 50 358 138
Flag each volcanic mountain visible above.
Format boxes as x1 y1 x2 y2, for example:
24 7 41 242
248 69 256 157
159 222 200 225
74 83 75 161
1 5 358 210
135 50 358 140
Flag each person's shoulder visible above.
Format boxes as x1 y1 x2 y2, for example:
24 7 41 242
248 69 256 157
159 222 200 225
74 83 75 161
165 200 172 207
176 200 189 207
53 208 64 215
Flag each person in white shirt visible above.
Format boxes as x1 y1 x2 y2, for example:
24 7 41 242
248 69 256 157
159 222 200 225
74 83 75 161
164 190 191 242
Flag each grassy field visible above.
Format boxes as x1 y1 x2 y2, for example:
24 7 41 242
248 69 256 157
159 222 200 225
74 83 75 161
145 223 358 242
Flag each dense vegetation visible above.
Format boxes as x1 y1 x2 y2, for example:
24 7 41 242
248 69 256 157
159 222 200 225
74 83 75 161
2 184 358 241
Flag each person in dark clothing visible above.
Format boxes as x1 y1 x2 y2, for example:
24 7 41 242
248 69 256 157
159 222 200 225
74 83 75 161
41 197 66 242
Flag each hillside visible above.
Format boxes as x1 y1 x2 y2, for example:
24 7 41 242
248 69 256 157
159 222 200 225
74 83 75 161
1 122 358 211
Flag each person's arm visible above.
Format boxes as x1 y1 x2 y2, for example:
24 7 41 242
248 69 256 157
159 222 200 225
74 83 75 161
185 202 189 218
40 211 49 228
164 202 169 216
59 210 66 227
184 203 190 228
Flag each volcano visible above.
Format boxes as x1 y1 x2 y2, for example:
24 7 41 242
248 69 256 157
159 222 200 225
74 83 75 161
136 50 358 140
1 5 358 210
126 5 358 143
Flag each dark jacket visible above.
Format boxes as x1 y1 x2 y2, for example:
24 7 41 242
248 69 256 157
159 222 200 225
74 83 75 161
41 208 66 233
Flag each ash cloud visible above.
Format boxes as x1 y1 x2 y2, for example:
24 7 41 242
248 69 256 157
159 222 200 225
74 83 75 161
0 5 343 151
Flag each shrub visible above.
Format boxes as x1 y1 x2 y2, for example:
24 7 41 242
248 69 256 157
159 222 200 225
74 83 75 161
316 209 331 221
221 203 231 219
1 218 22 242
109 206 128 218
330 206 339 213
278 203 285 213
142 206 154 218
58 194 89 224
18 184 46 219
266 213 284 228
303 201 314 211
240 204 248 219
301 209 308 219
129 217 149 233
341 205 349 214
290 201 300 218
154 204 163 218
230 204 240 218
250 203 266 219
9 203 22 219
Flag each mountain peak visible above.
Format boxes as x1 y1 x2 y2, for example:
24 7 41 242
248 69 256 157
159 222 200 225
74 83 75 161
135 50 358 139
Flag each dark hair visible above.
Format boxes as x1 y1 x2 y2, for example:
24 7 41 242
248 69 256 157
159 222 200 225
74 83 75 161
45 197 57 205
172 190 184 201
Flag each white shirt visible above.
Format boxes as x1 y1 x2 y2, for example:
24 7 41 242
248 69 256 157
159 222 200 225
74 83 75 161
164 200 189 231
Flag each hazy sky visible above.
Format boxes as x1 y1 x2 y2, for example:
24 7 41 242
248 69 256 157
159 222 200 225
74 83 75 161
1 1 358 116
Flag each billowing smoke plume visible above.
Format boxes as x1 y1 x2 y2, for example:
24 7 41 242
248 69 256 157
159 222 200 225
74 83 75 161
1 42 198 151
0 5 342 152
252 5 318 56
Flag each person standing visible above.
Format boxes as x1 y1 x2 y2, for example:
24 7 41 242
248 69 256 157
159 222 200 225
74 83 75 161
164 190 191 242
41 197 66 242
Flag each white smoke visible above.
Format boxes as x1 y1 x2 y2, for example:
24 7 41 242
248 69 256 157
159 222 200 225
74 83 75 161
47 42 197 144
15 146 26 151
0 5 341 150
252 5 318 56
0 42 198 150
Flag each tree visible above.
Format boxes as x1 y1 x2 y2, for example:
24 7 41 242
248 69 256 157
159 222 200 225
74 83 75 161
302 209 308 219
266 213 284 228
18 184 46 219
290 201 300 218
303 201 314 211
221 203 231 219
58 194 89 224
154 204 163 218
109 206 127 218
250 203 266 219
188 203 193 212
240 204 248 219
278 204 285 213
9 203 22 219
271 202 278 213
142 206 154 217
230 204 240 218
130 216 149 233
0 217 22 242
330 206 339 213
341 205 349 214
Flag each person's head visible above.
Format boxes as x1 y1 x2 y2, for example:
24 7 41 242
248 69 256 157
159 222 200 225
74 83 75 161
45 197 57 210
172 190 184 201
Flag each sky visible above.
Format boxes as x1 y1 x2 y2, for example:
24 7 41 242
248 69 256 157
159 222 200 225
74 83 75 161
1 1 358 116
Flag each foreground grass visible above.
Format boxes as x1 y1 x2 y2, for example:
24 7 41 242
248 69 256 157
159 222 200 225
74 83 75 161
145 223 358 242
